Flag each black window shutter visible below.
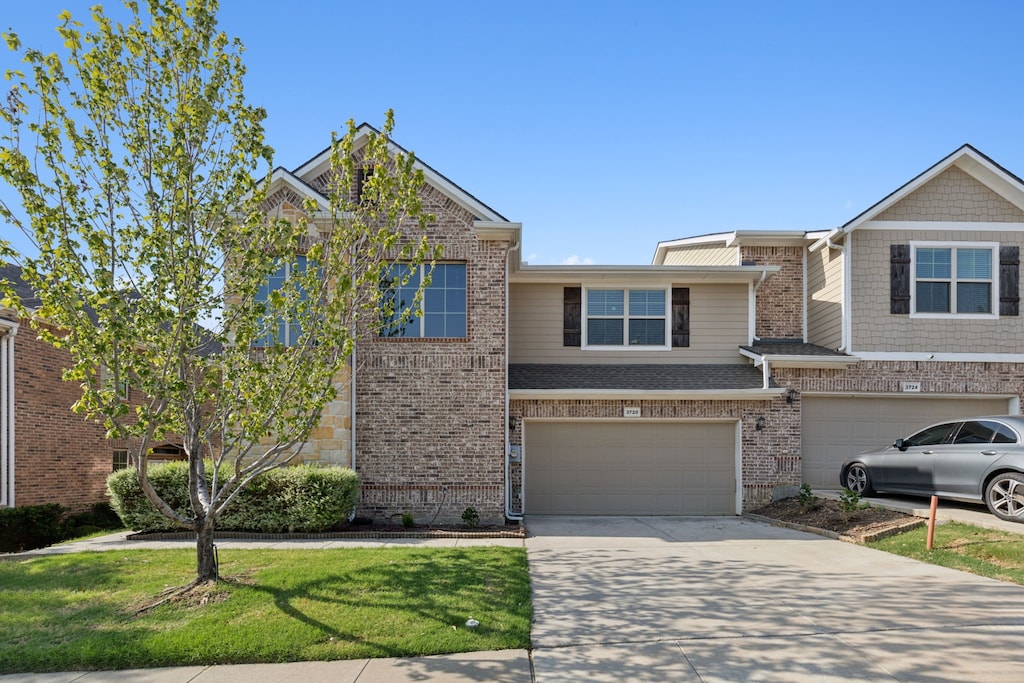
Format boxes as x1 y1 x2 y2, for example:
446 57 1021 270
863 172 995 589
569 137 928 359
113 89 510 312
890 245 910 314
563 286 581 346
1000 245 1020 316
672 287 690 348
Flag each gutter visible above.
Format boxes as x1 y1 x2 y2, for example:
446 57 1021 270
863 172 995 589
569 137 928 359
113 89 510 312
0 320 19 507
503 237 523 522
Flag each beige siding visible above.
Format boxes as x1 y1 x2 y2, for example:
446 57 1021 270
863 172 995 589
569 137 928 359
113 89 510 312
509 282 749 364
877 167 1024 222
850 229 1024 353
806 246 843 350
661 243 738 266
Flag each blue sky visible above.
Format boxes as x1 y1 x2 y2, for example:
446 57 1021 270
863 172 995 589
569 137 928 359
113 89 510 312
3 1 1024 265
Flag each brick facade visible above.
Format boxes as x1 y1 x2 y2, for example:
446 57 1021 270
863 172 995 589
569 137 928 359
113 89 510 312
9 320 115 511
352 184 511 525
740 245 804 340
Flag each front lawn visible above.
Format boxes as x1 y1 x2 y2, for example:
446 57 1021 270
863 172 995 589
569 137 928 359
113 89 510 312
869 521 1024 585
0 546 531 673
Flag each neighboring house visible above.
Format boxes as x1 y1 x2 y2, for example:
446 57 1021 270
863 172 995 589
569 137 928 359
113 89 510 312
0 264 186 512
266 137 1024 523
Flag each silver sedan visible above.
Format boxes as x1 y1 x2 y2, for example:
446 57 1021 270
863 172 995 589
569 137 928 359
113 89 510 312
839 415 1024 523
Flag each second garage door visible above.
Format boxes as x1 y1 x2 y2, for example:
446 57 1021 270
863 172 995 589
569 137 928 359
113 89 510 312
801 395 1012 488
524 421 736 515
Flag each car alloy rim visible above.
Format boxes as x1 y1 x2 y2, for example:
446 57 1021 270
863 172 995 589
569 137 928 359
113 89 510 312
989 477 1024 518
847 467 866 493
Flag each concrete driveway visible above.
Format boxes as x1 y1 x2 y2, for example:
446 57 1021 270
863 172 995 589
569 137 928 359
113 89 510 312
525 516 1024 682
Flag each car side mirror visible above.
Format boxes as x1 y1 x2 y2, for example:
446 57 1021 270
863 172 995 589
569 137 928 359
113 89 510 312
893 438 908 452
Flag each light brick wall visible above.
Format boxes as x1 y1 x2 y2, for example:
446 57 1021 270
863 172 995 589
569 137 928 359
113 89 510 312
509 397 801 513
354 184 510 525
741 245 804 340
877 167 1024 222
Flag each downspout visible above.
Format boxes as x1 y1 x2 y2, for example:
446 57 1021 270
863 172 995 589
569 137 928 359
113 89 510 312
1 322 18 507
750 268 768 343
761 357 771 390
504 238 523 522
825 235 849 352
350 344 356 471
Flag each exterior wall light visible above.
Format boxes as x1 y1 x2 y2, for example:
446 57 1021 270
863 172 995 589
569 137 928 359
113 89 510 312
755 416 766 431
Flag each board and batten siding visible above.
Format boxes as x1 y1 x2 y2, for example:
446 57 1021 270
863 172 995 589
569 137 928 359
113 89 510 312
509 282 749 364
806 245 843 350
850 228 1024 353
660 244 738 266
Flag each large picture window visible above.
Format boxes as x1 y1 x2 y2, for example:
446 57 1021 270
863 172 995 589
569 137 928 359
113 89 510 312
912 243 996 316
381 263 467 339
585 288 667 348
255 256 310 346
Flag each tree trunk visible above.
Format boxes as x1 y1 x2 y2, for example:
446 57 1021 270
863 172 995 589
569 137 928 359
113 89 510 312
196 519 218 583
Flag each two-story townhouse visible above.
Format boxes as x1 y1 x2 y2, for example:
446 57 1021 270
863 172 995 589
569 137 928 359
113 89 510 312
655 144 1024 496
258 127 520 525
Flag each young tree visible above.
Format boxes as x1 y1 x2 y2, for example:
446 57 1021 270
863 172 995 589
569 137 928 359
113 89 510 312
0 1 436 585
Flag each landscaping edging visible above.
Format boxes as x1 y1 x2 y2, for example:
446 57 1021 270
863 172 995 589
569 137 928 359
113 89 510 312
745 513 925 545
128 525 527 541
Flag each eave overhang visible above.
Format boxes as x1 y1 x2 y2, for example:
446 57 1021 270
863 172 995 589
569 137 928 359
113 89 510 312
510 264 780 284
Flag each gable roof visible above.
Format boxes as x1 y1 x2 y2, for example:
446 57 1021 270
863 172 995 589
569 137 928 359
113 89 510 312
291 123 509 223
837 144 1024 235
0 263 41 310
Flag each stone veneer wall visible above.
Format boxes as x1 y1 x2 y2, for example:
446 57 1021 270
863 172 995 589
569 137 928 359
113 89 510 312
353 184 510 525
508 397 801 514
740 245 804 340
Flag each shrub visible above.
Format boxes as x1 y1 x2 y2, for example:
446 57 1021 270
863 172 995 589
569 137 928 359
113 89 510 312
797 483 817 512
0 504 66 552
401 511 415 528
461 507 480 528
107 462 360 533
62 502 124 539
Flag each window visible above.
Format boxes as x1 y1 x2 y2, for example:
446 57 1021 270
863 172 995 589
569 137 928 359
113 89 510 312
904 422 957 447
912 243 996 316
585 288 668 348
381 263 467 338
256 256 311 346
112 449 129 471
953 420 1018 445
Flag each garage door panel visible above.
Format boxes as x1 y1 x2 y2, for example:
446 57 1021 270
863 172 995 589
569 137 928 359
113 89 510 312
802 396 1010 488
525 422 735 515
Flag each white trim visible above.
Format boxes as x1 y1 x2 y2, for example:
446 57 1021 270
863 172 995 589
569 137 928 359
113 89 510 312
747 281 755 346
802 247 808 342
842 234 852 352
852 351 1024 362
511 264 779 285
734 420 743 515
739 347 861 369
0 324 16 507
859 220 1024 232
801 390 1017 402
510 388 784 401
581 286 671 351
908 241 999 319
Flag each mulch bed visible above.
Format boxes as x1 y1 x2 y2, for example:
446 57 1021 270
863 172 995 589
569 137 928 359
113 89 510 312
749 496 925 544
128 522 526 541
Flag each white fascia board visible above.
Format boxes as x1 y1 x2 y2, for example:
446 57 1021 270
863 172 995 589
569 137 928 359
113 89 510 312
801 390 1019 401
853 351 1024 363
808 228 843 252
265 168 331 213
858 220 1024 232
652 232 735 264
510 264 780 285
725 230 813 247
739 347 859 369
510 388 785 401
0 317 19 333
474 221 521 242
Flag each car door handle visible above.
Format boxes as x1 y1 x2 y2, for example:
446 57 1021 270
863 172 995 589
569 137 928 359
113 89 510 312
981 450 999 456
922 450 934 454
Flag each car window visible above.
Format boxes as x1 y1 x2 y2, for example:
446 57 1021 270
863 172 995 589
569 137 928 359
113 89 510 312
904 422 958 447
953 421 998 444
991 422 1019 444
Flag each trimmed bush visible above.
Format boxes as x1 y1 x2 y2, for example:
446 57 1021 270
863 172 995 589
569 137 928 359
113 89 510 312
0 504 66 552
107 462 360 533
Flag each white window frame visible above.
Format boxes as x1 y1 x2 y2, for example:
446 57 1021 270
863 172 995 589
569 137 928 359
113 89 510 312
909 241 999 320
581 286 671 350
381 262 468 339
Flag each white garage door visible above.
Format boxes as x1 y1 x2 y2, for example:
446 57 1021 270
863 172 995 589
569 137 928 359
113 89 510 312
802 395 1012 488
524 421 736 515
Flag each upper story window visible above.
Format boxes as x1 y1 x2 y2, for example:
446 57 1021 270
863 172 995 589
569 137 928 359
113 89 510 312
911 242 997 317
256 256 310 346
381 263 467 339
584 288 668 348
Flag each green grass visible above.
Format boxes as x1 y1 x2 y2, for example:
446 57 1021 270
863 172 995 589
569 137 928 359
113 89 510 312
869 521 1024 585
0 546 531 673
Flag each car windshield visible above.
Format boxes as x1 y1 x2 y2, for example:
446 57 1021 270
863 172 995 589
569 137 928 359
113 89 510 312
903 422 958 447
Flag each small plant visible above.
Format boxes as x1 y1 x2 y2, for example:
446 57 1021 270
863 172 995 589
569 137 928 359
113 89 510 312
797 483 817 512
838 488 870 517
401 511 415 528
461 507 480 528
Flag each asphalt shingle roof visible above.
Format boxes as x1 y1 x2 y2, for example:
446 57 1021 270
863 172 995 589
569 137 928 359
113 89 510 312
509 363 772 391
740 340 850 357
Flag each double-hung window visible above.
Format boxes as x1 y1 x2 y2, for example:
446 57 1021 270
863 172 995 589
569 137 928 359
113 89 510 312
584 288 668 348
256 256 310 346
381 263 467 339
912 243 997 316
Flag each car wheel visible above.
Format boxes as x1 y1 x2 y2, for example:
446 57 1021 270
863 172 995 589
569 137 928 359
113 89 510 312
844 463 874 496
984 472 1024 522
